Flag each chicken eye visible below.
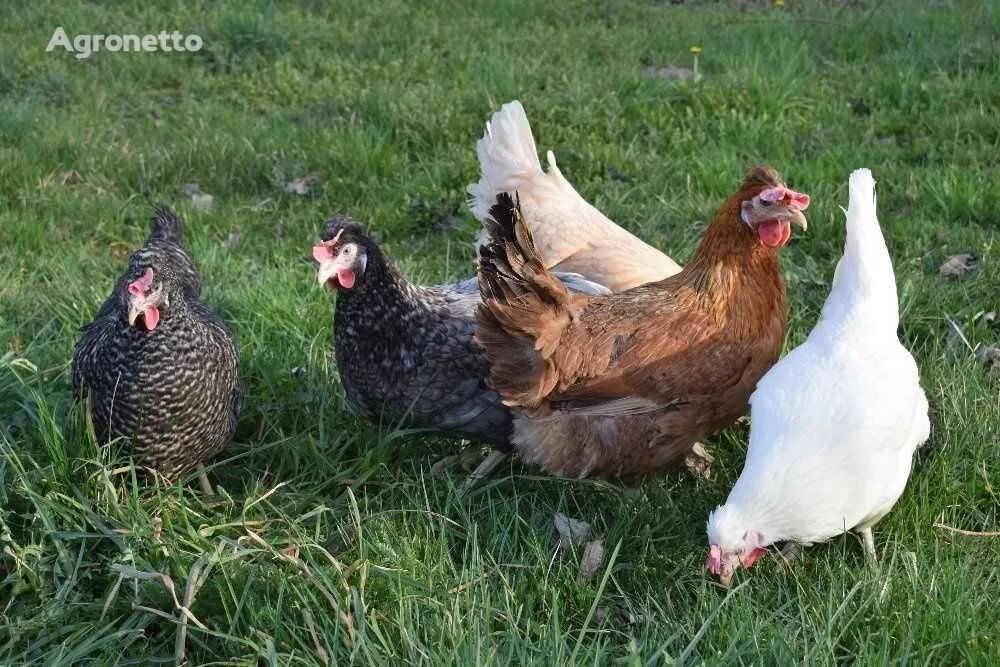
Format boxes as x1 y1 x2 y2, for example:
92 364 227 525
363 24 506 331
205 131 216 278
760 199 773 208
342 246 353 256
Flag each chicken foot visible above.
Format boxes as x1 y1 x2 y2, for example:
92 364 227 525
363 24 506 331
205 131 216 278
431 447 490 477
683 442 715 478
777 541 806 564
463 450 509 489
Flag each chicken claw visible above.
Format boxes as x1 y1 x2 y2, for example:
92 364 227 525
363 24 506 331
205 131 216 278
684 442 715 478
778 542 804 564
463 450 510 489
431 448 488 477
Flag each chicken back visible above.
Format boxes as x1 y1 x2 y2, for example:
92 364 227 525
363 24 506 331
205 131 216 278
468 100 682 292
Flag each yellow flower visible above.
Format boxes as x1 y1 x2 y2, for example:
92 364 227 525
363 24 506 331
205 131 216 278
774 0 785 6
690 46 702 55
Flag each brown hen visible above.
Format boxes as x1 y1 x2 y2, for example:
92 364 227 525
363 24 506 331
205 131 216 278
476 166 810 478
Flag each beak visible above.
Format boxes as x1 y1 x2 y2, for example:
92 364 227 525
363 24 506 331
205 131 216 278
126 287 162 329
779 206 808 232
317 261 339 289
127 302 160 330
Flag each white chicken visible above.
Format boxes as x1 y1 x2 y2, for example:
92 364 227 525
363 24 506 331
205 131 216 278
706 168 930 586
467 100 682 292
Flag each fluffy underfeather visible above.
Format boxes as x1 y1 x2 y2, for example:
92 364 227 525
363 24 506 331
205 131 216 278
467 100 681 291
708 169 930 556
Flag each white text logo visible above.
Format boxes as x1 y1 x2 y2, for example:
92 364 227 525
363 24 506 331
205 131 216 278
46 27 203 60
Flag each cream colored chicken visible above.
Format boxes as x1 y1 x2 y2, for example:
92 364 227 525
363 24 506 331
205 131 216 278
467 101 681 292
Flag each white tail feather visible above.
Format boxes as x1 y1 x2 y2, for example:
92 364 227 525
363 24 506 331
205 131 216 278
467 101 555 220
820 169 899 332
467 100 682 290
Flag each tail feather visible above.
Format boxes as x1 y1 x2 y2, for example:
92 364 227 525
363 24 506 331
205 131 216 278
141 205 201 301
150 205 185 243
476 193 577 407
467 101 682 290
820 169 899 333
478 193 573 321
467 101 545 222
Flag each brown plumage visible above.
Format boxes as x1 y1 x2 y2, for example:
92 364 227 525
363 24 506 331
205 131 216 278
476 167 810 478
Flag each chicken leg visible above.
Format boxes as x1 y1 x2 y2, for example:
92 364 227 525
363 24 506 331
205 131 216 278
463 450 509 489
860 526 877 562
778 542 805 564
197 466 215 496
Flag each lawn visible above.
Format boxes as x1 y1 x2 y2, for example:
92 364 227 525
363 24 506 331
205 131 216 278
1 0 998 664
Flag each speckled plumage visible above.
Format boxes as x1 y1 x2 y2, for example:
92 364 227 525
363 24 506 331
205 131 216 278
320 218 513 447
72 208 241 479
93 207 200 320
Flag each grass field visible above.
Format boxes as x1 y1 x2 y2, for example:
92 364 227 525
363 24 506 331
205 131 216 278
1 0 998 664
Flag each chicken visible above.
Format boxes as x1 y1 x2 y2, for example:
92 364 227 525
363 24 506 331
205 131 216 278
476 166 810 478
312 216 607 456
467 101 682 292
72 207 241 486
706 169 930 586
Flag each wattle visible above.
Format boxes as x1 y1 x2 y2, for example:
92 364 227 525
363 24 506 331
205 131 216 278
757 220 791 248
142 307 160 331
337 269 356 289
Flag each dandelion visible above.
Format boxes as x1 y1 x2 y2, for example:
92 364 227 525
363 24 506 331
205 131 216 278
774 0 786 6
690 46 702 82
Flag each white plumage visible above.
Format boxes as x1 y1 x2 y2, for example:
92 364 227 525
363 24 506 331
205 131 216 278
466 100 681 292
706 168 930 585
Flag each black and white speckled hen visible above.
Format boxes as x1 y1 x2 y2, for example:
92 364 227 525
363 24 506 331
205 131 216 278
72 207 241 484
312 216 606 473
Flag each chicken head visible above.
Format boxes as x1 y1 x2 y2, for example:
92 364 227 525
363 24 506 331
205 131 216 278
706 523 768 587
126 267 167 331
739 173 810 249
313 217 369 291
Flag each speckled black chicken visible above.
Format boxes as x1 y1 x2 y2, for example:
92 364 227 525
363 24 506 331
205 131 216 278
72 207 241 487
312 216 606 473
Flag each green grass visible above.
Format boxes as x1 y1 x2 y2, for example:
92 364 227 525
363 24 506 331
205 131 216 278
1 0 998 664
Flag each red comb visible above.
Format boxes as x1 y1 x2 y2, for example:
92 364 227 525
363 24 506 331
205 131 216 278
322 229 344 247
312 228 344 262
760 186 810 209
127 267 154 295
